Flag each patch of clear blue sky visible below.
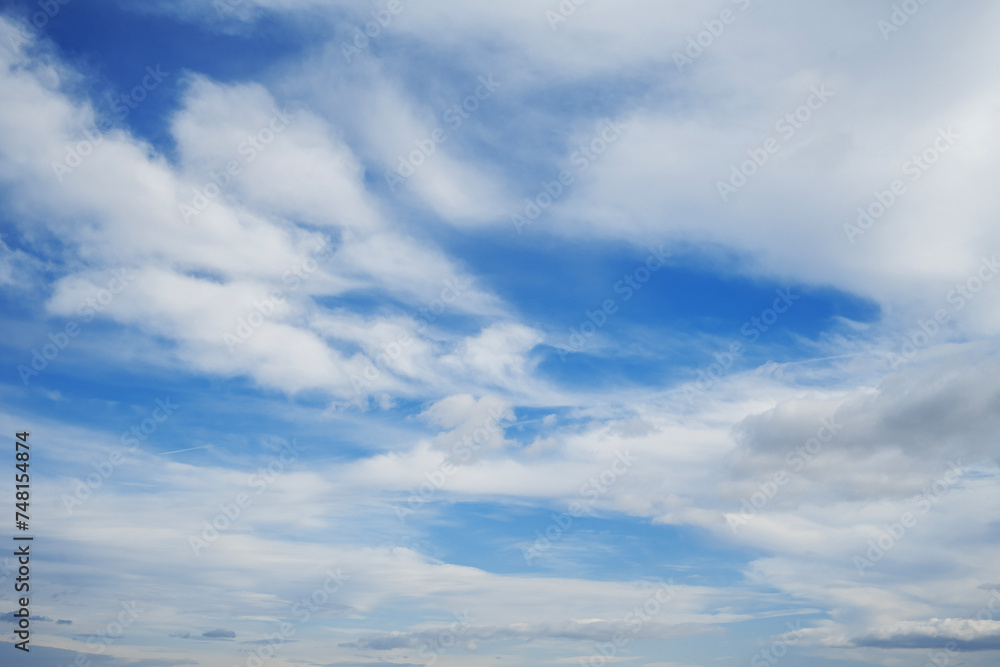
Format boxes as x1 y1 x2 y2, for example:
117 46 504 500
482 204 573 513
412 501 771 586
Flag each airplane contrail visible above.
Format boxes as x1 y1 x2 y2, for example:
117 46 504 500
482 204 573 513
157 445 212 456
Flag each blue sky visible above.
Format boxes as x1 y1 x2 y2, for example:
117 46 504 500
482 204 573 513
2 1 1000 666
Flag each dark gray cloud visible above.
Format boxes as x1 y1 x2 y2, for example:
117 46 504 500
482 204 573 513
169 628 237 640
851 617 1000 652
855 634 1000 651
342 620 713 650
725 344 1000 503
0 612 54 623
201 628 236 639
